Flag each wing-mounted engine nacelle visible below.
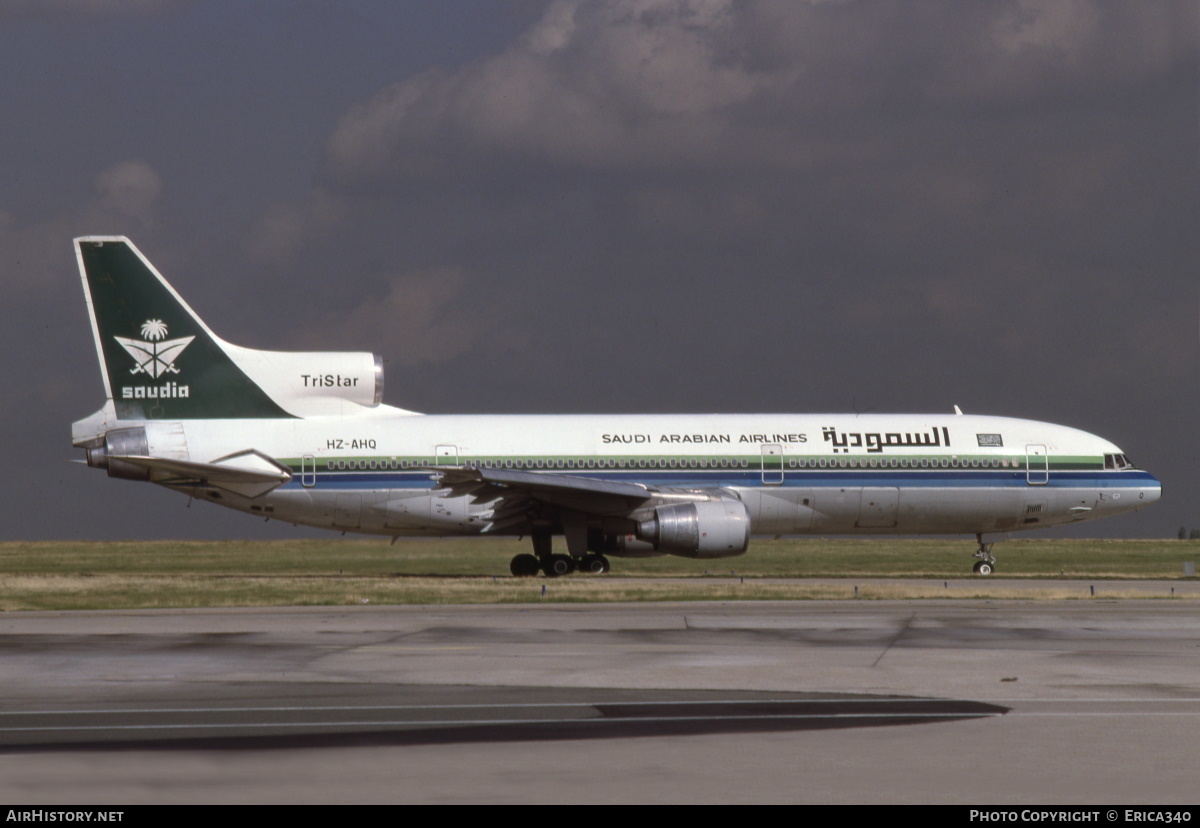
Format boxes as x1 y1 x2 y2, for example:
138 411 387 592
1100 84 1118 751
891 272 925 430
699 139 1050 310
633 498 751 559
592 534 665 558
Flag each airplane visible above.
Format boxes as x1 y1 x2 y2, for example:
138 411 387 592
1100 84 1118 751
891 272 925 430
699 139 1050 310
71 237 1162 577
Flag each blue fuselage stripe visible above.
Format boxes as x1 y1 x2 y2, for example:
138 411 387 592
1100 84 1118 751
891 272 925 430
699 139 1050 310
283 469 1157 492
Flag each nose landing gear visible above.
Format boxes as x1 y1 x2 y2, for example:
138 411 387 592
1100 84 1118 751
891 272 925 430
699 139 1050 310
972 533 996 576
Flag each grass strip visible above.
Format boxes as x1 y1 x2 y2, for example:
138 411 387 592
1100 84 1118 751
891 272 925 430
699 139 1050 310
0 538 1195 611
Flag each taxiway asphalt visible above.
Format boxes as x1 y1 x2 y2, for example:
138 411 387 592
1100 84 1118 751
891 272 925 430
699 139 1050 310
1 595 1197 803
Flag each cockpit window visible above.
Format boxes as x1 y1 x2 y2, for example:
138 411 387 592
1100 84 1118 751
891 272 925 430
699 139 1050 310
1104 453 1136 470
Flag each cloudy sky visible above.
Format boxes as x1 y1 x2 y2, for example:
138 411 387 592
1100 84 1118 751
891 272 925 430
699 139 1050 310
2 0 1196 542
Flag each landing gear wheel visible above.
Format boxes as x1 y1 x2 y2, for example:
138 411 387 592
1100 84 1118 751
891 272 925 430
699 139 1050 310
972 533 997 576
579 554 611 575
543 554 576 577
510 553 540 577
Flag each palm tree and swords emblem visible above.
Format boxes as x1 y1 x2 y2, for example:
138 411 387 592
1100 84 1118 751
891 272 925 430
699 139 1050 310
115 319 195 378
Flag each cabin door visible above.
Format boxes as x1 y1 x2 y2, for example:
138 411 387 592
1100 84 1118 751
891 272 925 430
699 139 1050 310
1026 445 1049 485
761 444 784 485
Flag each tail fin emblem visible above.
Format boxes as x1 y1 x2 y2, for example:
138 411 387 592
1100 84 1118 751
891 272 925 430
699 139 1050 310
115 320 194 379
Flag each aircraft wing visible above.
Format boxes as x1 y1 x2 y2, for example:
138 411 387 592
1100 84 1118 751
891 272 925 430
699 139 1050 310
430 466 653 507
424 465 660 533
430 466 650 500
418 466 751 561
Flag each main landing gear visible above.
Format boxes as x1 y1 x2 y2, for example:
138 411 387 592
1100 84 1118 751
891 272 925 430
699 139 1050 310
972 533 996 576
508 552 611 577
509 533 611 577
509 553 541 577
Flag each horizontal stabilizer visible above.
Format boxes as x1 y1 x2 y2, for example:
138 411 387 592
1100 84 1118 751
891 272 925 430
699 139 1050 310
114 449 292 498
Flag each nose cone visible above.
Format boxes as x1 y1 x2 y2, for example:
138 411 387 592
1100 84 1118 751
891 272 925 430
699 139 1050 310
1138 472 1163 508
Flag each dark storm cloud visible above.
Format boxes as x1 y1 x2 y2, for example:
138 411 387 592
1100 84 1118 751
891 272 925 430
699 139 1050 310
322 1 1192 177
0 0 189 15
4 161 162 299
2 0 1195 539
267 0 1196 393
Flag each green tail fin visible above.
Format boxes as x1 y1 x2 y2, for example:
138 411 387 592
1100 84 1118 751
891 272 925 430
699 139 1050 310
77 237 293 420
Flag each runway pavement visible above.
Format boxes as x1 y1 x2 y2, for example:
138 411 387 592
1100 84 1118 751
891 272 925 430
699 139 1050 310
0 595 1198 803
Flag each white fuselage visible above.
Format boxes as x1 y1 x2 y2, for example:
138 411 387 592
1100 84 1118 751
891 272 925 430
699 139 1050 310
139 409 1160 540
